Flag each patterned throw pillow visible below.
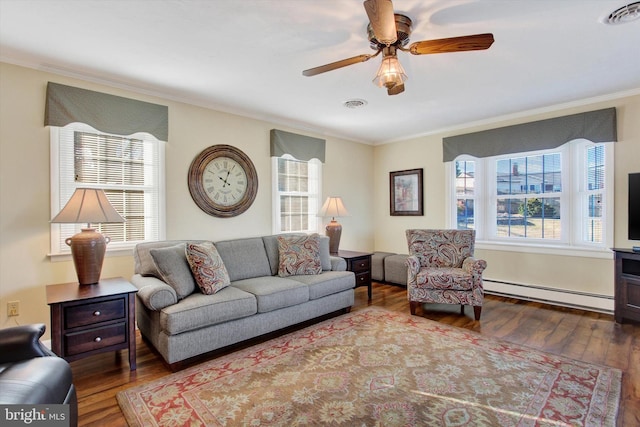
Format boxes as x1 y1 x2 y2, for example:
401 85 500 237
277 233 322 277
185 242 231 295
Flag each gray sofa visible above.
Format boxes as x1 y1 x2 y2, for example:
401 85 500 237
132 235 355 368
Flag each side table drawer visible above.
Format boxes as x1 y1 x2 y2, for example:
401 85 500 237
65 298 126 329
355 271 371 287
350 258 371 273
65 323 127 356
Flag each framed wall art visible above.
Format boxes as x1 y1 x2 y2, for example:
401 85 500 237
390 168 423 216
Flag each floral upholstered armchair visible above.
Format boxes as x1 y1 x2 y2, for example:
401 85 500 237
406 229 487 320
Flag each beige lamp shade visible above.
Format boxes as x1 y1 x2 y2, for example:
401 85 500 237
318 196 350 219
318 197 350 254
51 188 125 285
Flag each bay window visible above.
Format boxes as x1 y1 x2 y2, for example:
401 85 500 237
449 139 613 253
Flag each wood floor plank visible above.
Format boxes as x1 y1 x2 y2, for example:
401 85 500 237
69 282 639 427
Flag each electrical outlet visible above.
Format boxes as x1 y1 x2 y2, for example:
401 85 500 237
7 301 19 317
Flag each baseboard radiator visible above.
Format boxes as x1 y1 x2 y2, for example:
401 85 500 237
483 279 614 314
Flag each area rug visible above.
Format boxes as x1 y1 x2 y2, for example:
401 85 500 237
117 307 621 426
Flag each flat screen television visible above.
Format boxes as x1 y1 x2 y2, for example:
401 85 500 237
629 173 640 242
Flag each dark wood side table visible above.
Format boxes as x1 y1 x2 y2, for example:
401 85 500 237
338 250 373 300
46 277 138 370
613 248 640 324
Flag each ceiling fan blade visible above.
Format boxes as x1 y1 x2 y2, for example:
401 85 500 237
363 0 397 45
409 33 494 55
387 83 405 96
302 53 376 77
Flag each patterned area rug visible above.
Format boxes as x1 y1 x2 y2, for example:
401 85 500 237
117 307 621 426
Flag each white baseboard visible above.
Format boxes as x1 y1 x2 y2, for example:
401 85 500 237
483 279 614 314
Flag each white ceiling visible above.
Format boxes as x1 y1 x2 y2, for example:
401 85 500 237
1 0 639 144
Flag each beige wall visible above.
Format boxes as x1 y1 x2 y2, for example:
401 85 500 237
373 93 640 297
0 62 374 333
1 59 637 333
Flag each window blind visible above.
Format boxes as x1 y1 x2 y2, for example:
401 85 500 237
52 124 162 253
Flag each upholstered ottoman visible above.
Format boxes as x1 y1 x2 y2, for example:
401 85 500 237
371 252 396 282
384 254 409 286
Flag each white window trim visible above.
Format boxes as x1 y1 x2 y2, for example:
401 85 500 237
49 124 166 260
445 140 614 259
271 155 322 235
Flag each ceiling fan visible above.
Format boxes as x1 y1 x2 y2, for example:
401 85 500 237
302 0 494 96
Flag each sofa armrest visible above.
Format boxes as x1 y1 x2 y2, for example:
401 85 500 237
0 324 54 363
330 255 347 271
131 274 178 311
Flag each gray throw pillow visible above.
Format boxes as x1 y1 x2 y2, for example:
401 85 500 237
149 244 197 299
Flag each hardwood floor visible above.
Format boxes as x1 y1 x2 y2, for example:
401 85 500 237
70 283 640 426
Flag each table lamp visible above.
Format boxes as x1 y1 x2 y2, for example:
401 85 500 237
51 188 125 285
318 196 350 254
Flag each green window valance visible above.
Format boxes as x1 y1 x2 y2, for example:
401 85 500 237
45 82 168 140
270 129 326 162
442 107 617 162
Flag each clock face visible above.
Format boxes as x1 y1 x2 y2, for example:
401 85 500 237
188 145 258 217
203 156 248 206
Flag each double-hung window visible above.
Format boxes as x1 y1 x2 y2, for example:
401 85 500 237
272 155 322 234
449 139 613 253
455 158 479 230
50 123 165 255
491 150 563 240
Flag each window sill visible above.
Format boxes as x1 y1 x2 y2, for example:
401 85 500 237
48 247 134 262
476 241 613 259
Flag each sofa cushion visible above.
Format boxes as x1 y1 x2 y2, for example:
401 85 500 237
186 242 231 295
160 286 257 335
277 234 322 277
232 276 309 313
263 234 332 275
215 237 273 281
289 271 355 300
149 243 196 299
416 267 474 291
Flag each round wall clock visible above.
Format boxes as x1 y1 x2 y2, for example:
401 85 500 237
188 144 258 217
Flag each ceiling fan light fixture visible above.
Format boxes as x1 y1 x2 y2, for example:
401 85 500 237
372 55 407 89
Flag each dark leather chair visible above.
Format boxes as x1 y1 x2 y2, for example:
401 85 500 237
0 324 78 426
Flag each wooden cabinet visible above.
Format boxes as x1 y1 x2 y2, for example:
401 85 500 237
338 250 373 300
46 277 138 370
614 249 640 324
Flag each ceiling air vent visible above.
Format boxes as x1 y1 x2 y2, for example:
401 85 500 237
343 99 368 109
606 2 640 24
